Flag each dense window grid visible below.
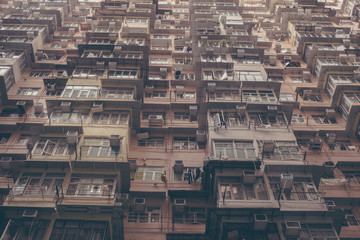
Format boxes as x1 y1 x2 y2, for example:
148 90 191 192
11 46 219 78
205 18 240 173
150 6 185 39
242 90 277 102
16 88 40 96
61 86 98 98
66 174 116 197
13 172 65 196
32 138 75 156
173 207 206 224
91 111 129 125
99 88 134 99
81 138 118 157
2 219 50 240
50 220 108 240
135 167 163 181
339 92 360 119
214 141 256 159
249 113 287 127
219 178 269 201
261 141 303 161
138 137 165 147
108 70 138 79
211 111 247 127
173 137 198 150
145 91 166 98
269 177 318 201
128 207 160 223
50 110 89 124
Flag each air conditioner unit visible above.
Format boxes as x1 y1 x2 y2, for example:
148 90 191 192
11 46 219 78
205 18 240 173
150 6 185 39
325 200 336 210
34 102 43 114
149 115 163 126
174 160 184 173
196 130 206 142
343 39 350 48
109 62 117 71
96 61 105 70
263 141 274 153
174 199 186 212
285 221 301 237
325 133 336 145
128 159 137 171
309 139 322 150
17 101 26 116
160 68 167 79
155 20 161 28
220 15 226 25
230 36 237 45
22 209 38 218
88 101 102 113
61 102 72 112
303 71 311 80
207 82 216 91
254 214 268 230
175 20 181 27
243 170 256 184
176 85 184 94
145 85 154 93
269 55 276 66
0 156 12 169
110 135 121 148
280 174 293 189
237 49 245 58
66 131 78 144
323 161 335 176
133 198 146 212
113 46 122 55
185 30 190 38
189 105 198 116
267 105 277 117
275 43 281 53
137 132 149 140
325 109 336 120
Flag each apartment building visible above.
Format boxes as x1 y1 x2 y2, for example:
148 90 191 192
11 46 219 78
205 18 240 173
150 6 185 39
0 0 360 240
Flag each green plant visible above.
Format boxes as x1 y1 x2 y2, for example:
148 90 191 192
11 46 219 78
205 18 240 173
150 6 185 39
219 39 227 47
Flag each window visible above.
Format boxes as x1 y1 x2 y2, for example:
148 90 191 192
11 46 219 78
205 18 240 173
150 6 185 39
150 59 168 64
235 71 263 81
119 53 142 59
91 111 129 125
174 167 201 182
33 138 75 156
61 86 98 98
145 91 166 98
50 220 108 240
16 134 31 144
99 88 134 99
174 112 190 121
299 223 339 240
135 167 163 181
13 172 65 196
173 137 198 150
214 141 256 159
279 93 295 102
50 110 89 124
126 18 148 24
312 115 336 124
108 70 138 79
29 71 51 77
138 137 164 147
2 219 50 240
291 114 306 124
128 207 160 223
249 113 287 127
16 88 40 96
219 178 269 201
66 174 116 197
345 209 359 226
211 111 246 127
209 91 240 101
291 76 311 83
72 69 104 78
175 92 195 99
242 90 277 102
269 177 317 201
174 207 206 224
0 133 11 144
81 138 118 157
262 141 302 161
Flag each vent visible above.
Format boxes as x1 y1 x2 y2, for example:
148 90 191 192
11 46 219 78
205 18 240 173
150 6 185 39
325 109 336 120
133 198 146 212
92 102 103 113
174 199 186 213
254 214 268 230
34 102 43 114
309 139 322 150
66 131 78 144
325 133 336 145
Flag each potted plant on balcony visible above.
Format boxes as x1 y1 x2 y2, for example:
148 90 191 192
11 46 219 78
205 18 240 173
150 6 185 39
219 39 227 47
